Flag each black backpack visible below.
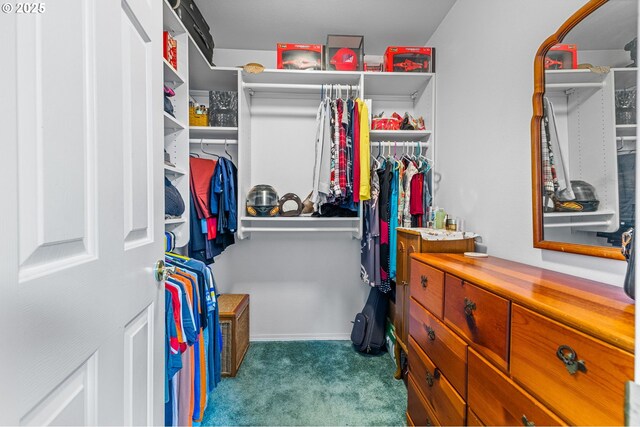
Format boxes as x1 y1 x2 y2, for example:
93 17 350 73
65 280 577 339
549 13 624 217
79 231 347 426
351 287 388 354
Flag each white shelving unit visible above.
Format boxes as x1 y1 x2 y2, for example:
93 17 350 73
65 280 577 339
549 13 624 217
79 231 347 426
542 68 620 239
370 130 431 142
163 0 190 247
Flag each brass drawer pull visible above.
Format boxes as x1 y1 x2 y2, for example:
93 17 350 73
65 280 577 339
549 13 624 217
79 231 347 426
421 275 428 288
464 297 477 316
402 280 408 287
522 415 535 426
424 325 436 341
425 418 431 427
425 368 441 387
556 344 587 375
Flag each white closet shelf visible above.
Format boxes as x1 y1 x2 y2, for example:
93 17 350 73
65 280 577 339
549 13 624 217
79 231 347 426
242 69 361 87
370 130 431 142
165 217 186 225
616 124 637 137
364 72 433 97
164 165 186 176
240 216 360 222
163 59 185 87
545 69 608 85
162 0 186 35
189 126 238 139
164 112 186 132
543 209 616 229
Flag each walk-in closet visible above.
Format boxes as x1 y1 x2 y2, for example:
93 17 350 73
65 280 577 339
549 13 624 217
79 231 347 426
3 0 638 426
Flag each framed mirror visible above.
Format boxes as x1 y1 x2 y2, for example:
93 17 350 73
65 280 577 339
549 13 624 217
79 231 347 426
531 0 637 260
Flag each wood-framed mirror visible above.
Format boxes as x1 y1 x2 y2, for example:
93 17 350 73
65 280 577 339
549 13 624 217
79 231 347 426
531 0 637 260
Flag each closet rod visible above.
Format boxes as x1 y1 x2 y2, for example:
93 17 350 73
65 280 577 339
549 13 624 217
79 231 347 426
616 136 637 141
371 141 429 147
546 82 604 90
241 227 360 233
242 82 360 92
544 220 611 229
189 139 238 145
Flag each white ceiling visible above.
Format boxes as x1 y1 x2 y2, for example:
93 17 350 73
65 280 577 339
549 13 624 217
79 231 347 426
196 0 458 54
564 0 637 51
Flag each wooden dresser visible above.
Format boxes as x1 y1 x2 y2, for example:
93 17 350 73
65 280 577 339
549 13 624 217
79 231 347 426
406 253 634 426
394 229 475 378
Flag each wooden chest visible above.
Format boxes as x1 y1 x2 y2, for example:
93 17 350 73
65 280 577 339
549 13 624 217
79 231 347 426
406 253 634 426
218 294 250 377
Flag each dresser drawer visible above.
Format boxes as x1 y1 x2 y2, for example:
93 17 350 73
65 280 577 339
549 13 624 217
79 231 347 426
409 299 467 399
408 373 440 427
408 336 466 426
468 348 566 426
443 275 510 370
511 305 634 426
410 260 445 319
466 408 484 426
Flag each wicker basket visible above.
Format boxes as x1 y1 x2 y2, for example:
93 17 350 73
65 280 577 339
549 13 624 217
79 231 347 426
218 294 250 377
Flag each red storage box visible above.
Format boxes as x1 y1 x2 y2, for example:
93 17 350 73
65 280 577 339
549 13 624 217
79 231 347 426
277 43 324 70
163 31 178 70
371 117 401 130
384 47 435 73
545 44 577 70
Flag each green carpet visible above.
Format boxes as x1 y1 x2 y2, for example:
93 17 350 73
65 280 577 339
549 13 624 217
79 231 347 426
202 340 407 426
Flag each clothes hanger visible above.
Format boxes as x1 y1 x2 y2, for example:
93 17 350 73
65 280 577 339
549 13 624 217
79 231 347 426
224 139 233 161
200 138 220 158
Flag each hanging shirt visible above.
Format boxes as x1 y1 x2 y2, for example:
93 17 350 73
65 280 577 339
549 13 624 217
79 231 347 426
389 165 399 280
378 162 393 293
361 167 380 287
402 161 419 228
410 173 425 216
165 290 182 405
357 99 371 201
352 101 361 203
312 98 332 211
189 157 216 219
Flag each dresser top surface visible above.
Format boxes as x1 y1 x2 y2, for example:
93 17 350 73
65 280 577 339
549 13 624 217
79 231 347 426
411 253 635 353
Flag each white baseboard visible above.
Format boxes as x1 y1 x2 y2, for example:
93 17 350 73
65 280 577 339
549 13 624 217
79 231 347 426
250 333 351 342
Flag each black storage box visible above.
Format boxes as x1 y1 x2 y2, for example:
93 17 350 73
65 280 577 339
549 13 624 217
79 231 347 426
176 0 215 66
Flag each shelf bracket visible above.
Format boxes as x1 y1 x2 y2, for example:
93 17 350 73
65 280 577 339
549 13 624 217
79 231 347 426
410 91 418 100
248 88 255 97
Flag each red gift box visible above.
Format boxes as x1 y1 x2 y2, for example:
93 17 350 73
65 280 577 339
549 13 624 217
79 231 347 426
277 43 324 70
384 46 435 73
545 44 577 70
163 31 178 70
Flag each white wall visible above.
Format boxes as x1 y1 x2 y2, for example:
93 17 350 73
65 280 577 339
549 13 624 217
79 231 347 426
427 0 627 286
212 234 367 340
213 48 276 69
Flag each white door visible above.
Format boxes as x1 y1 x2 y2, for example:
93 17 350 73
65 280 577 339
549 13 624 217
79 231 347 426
1 0 164 425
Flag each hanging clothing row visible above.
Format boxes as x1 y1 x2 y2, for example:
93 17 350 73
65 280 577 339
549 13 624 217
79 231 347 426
361 142 432 293
310 85 371 216
164 252 222 427
188 151 238 264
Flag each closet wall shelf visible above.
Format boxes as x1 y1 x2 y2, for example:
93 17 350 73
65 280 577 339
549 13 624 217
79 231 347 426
165 217 186 225
545 69 608 85
189 126 238 139
164 112 186 132
544 209 615 229
164 165 186 176
240 216 360 223
163 59 185 87
370 130 431 142
188 37 239 91
616 124 637 137
363 72 433 97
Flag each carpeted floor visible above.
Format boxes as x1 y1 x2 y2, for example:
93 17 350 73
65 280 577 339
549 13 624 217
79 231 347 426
202 340 407 426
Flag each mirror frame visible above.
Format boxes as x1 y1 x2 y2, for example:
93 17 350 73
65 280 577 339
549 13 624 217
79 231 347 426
531 0 626 261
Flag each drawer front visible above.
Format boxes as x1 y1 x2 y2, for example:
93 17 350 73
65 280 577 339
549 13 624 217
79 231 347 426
408 373 440 427
443 275 510 370
408 336 466 426
409 300 467 399
468 348 566 426
511 305 634 426
410 260 445 319
466 408 484 427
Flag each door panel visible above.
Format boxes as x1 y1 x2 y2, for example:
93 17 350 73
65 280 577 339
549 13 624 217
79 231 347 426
122 4 154 248
20 354 98 426
124 306 154 426
17 0 97 280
